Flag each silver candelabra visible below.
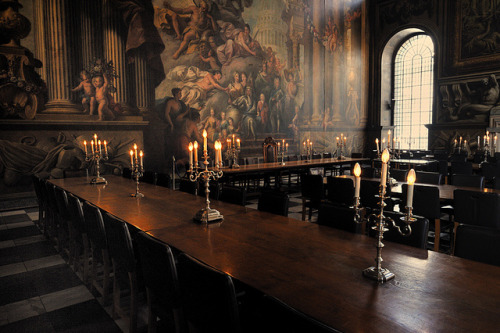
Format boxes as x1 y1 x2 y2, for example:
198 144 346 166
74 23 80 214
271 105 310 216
84 135 108 185
189 148 224 223
129 145 144 198
226 136 241 169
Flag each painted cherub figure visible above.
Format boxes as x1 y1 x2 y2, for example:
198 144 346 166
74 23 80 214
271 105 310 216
92 74 115 121
72 70 96 115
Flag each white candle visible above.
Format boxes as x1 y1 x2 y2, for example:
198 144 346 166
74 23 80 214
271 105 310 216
375 138 380 154
459 136 462 147
232 134 235 146
406 169 416 208
103 140 108 155
387 130 391 149
193 141 198 165
353 163 361 198
380 149 390 186
203 129 207 152
83 140 88 155
237 138 240 148
129 150 134 167
91 140 94 154
495 135 498 152
188 142 193 168
478 136 480 148
286 143 289 152
218 142 223 165
134 144 138 161
98 140 102 155
139 150 143 168
215 141 219 166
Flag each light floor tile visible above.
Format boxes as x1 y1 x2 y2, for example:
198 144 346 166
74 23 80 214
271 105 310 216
0 210 26 217
0 262 27 278
40 285 94 312
0 239 15 249
14 234 46 246
24 255 65 271
7 221 35 229
27 212 39 221
0 296 45 325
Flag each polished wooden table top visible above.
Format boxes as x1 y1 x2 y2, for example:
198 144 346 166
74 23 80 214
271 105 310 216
222 157 369 174
50 176 500 332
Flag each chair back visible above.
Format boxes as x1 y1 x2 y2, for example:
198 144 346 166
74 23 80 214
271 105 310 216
415 171 442 185
31 174 43 206
53 186 71 221
103 213 136 274
390 169 408 182
258 190 289 217
450 154 467 163
156 172 171 188
452 174 484 189
177 253 241 333
197 181 220 200
359 179 386 211
450 161 473 175
312 153 322 160
351 152 363 158
453 190 500 229
480 162 497 183
370 211 429 249
66 193 86 236
219 185 247 206
246 157 259 165
122 167 132 179
402 184 440 219
263 137 278 163
300 174 324 202
317 203 361 234
323 152 332 159
326 177 354 207
261 295 340 333
82 201 107 256
136 231 182 312
454 224 500 266
141 171 157 185
179 178 198 195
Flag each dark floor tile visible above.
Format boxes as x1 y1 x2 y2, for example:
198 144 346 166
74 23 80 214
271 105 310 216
0 264 80 306
1 214 31 225
46 300 121 332
0 313 54 333
0 226 41 242
25 207 39 214
0 240 57 266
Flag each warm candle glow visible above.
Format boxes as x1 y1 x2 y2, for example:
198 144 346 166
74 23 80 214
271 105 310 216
203 129 207 151
139 150 143 168
129 150 134 166
381 148 390 163
406 168 416 208
83 141 88 155
103 140 107 155
407 169 416 185
188 142 193 151
353 163 361 177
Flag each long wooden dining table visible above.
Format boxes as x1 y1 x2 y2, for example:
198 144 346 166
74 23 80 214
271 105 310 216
49 175 500 332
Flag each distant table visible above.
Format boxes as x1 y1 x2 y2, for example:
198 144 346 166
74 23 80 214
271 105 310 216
49 176 500 332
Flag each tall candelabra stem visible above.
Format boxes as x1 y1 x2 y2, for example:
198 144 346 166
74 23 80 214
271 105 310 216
86 151 108 185
130 163 144 197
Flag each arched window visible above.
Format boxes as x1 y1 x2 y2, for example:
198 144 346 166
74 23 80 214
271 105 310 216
393 34 434 150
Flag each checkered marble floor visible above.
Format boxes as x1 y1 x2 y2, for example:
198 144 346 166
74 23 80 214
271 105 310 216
0 208 124 332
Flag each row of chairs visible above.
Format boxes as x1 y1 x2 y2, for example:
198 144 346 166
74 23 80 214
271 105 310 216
122 168 171 188
32 174 336 332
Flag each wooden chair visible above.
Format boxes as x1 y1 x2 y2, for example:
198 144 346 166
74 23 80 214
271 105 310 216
219 185 247 206
136 231 185 333
31 174 46 234
103 212 140 333
300 174 324 221
451 174 485 189
258 190 289 217
53 186 71 256
454 224 500 266
82 201 111 305
317 203 362 234
263 137 278 163
369 211 429 249
179 178 198 195
177 253 242 333
390 169 408 182
156 172 171 188
415 171 442 185
326 176 354 207
67 193 91 283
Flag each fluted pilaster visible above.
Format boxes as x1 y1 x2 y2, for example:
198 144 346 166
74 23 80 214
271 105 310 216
102 0 132 113
81 0 103 69
332 1 343 122
311 0 324 123
33 0 46 81
134 49 154 114
43 0 79 112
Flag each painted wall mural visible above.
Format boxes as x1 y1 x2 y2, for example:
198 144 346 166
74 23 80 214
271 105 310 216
153 0 366 165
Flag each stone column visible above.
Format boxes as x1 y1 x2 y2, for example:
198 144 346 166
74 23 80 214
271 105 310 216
303 21 313 122
102 0 133 114
80 0 103 69
311 0 324 124
43 0 79 113
133 49 155 114
32 0 46 81
332 1 343 123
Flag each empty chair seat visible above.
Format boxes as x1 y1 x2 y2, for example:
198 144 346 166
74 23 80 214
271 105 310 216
317 203 361 234
258 190 289 217
177 253 242 333
454 224 500 266
415 171 442 185
136 231 184 333
326 176 354 207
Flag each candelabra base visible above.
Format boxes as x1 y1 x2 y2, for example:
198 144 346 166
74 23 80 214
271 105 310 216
362 266 395 283
90 177 107 185
193 208 224 224
130 192 144 198
231 164 240 169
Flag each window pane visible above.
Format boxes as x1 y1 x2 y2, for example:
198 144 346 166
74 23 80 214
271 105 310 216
394 34 434 150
